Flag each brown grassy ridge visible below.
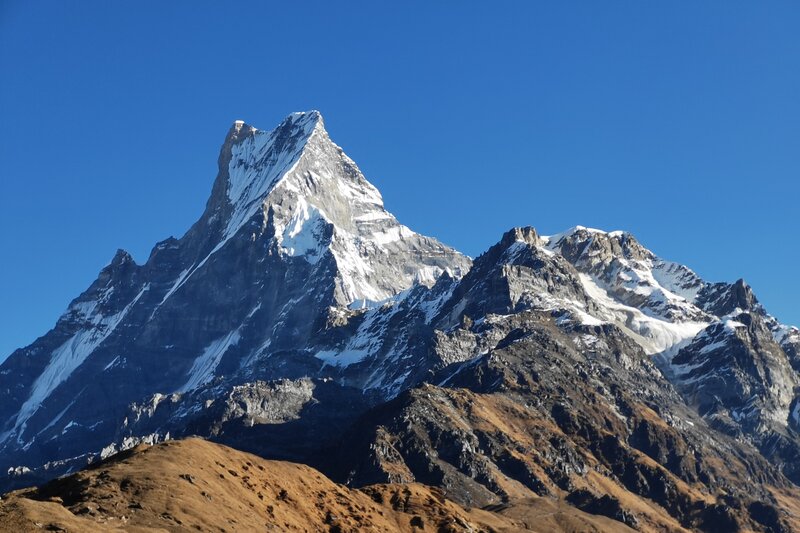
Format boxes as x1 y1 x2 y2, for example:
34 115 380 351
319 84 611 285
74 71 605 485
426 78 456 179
0 437 633 532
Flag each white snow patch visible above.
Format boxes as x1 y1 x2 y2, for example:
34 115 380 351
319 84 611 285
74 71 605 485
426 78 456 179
577 274 707 356
36 398 79 438
278 197 328 263
542 225 619 247
103 356 121 371
225 112 321 240
724 318 746 331
420 286 457 323
315 301 402 367
176 330 242 393
5 285 149 444
698 339 730 355
150 267 192 318
314 348 370 367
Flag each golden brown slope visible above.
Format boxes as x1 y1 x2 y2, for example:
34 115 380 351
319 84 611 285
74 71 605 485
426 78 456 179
0 437 633 532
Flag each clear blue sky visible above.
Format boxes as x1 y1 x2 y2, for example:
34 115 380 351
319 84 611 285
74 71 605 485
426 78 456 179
1 2 798 359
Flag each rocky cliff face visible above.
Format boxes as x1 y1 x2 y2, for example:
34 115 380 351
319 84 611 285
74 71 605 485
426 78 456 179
2 112 799 531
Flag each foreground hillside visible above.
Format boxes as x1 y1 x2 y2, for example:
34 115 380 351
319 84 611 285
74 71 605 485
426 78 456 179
0 438 636 532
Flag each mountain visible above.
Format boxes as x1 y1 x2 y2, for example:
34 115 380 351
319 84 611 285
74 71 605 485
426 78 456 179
0 111 469 472
2 111 800 532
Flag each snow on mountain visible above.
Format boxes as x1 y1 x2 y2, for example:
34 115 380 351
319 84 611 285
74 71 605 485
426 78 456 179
222 113 320 240
215 110 469 306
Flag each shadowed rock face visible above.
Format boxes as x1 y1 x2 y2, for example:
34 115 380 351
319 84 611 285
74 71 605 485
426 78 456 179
2 113 800 531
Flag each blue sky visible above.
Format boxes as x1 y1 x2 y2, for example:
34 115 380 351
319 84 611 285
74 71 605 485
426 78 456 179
1 2 798 359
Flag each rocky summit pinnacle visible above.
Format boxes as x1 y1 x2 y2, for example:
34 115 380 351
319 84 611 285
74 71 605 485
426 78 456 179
2 112 800 532
198 109 468 305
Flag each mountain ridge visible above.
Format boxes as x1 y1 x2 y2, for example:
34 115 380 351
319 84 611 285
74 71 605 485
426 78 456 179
0 437 639 533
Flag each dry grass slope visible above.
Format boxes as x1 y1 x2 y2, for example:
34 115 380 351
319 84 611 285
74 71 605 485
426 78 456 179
0 438 633 532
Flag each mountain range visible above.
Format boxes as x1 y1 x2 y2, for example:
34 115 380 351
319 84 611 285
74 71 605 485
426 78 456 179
2 111 799 532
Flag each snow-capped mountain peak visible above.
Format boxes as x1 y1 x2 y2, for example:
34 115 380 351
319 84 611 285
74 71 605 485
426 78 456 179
195 110 469 306
208 110 325 240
